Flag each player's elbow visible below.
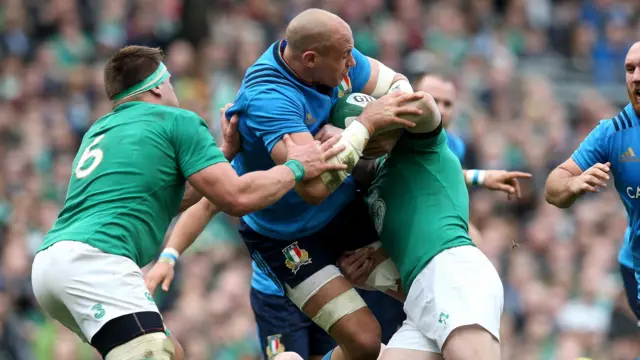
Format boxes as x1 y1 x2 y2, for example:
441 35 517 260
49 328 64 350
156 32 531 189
543 189 570 209
203 190 251 217
297 189 328 205
221 196 254 217
295 182 331 205
543 178 571 209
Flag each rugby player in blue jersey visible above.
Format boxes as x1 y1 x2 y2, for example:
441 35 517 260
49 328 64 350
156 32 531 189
545 41 640 322
148 8 421 360
223 8 428 360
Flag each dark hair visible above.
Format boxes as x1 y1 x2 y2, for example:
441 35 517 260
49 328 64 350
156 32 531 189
103 46 164 100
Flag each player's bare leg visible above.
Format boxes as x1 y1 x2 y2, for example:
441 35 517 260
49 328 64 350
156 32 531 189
300 277 381 360
441 325 500 360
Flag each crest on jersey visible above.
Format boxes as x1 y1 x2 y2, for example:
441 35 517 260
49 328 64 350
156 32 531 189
338 75 352 98
368 189 386 235
266 334 285 359
283 242 312 274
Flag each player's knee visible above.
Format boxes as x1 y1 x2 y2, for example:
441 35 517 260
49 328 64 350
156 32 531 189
105 333 175 360
349 328 382 360
337 309 382 360
274 352 304 360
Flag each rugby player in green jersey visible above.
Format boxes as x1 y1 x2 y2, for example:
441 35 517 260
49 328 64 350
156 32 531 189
300 92 504 360
30 45 348 360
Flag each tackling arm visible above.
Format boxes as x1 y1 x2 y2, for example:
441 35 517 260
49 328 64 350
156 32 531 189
177 182 203 213
168 198 219 255
270 133 335 204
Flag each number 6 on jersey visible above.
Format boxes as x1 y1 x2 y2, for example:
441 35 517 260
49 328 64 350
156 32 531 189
75 135 106 179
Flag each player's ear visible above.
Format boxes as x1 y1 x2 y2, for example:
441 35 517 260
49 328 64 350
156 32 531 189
149 86 162 97
302 51 317 68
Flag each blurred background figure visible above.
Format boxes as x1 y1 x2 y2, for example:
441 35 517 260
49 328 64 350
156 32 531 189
0 0 639 359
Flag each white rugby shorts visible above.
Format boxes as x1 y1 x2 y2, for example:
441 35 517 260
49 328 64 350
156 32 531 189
387 245 503 353
31 241 161 342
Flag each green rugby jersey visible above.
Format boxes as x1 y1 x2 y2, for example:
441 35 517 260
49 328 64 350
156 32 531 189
40 102 227 267
367 129 474 291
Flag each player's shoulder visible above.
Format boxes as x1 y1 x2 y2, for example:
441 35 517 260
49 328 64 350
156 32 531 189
608 103 640 133
590 105 638 140
149 104 202 122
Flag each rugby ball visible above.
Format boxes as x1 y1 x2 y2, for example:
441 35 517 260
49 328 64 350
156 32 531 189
329 93 403 159
329 93 376 129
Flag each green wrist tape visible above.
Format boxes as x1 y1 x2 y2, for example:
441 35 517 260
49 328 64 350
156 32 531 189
284 159 305 182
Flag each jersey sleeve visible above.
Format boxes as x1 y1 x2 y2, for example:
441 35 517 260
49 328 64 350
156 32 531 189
245 88 308 153
397 127 446 153
172 111 228 178
349 48 372 93
571 120 612 171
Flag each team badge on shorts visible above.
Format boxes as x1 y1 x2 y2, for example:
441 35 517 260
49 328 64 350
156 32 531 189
266 334 285 359
283 242 312 274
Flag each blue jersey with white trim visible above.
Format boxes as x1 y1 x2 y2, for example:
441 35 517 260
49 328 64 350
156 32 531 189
445 130 466 163
571 103 639 275
226 40 371 240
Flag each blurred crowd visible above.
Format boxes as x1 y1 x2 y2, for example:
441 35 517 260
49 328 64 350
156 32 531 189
0 0 639 359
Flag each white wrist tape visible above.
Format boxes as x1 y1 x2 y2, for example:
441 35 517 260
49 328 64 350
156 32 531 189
320 121 370 192
158 248 180 267
465 170 486 186
387 79 414 94
371 62 396 98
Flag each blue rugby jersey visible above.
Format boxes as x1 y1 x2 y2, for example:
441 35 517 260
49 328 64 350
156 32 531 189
571 103 640 296
445 130 466 163
226 40 371 240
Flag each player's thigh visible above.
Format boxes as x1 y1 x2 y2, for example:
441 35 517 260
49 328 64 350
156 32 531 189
383 320 441 360
620 264 640 320
441 325 500 360
250 287 311 360
31 241 165 352
358 289 405 344
409 246 503 354
240 219 381 359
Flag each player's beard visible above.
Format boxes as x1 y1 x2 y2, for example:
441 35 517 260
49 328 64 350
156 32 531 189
627 87 640 115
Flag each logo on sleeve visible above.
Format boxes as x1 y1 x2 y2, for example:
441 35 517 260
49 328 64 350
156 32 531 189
620 147 639 163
